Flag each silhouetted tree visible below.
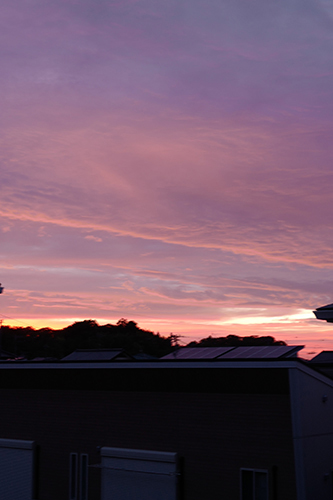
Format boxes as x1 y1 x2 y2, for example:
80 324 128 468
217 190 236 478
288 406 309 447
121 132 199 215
0 321 286 360
186 334 286 348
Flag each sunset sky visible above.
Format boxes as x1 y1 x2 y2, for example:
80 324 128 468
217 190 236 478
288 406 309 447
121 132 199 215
1 0 333 357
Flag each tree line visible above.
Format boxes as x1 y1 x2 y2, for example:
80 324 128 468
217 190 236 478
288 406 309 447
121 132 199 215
0 318 286 360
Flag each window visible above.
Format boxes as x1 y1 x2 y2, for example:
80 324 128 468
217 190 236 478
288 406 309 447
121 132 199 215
100 447 178 500
0 438 35 500
241 469 268 500
80 454 88 500
69 453 78 500
70 453 89 500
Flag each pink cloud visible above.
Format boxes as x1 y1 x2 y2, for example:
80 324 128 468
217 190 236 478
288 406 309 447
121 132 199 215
84 235 103 242
1 0 333 356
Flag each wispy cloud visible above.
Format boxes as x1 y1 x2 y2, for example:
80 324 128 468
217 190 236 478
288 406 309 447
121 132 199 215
1 0 333 356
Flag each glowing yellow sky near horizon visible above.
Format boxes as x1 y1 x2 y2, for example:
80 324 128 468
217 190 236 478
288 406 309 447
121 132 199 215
2 308 331 360
2 0 333 360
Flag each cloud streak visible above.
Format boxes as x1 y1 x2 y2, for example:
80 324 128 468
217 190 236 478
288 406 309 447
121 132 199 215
1 0 333 357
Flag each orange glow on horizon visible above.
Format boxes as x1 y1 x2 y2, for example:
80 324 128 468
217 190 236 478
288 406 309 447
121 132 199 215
2 313 333 360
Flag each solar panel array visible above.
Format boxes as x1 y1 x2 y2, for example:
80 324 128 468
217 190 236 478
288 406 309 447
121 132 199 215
162 345 303 360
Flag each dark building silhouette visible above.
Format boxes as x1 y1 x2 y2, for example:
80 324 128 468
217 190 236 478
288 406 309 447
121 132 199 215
0 348 332 499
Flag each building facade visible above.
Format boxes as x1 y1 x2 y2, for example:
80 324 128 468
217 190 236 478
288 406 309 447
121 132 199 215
0 358 332 500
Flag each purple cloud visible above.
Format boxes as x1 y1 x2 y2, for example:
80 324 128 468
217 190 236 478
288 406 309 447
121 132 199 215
1 0 333 357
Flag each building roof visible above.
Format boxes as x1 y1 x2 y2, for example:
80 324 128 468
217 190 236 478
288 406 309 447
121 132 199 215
0 349 17 360
309 351 333 363
315 303 333 311
0 358 331 396
61 349 133 361
313 303 333 322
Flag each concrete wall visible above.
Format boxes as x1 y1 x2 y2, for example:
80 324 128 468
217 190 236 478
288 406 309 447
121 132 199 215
289 366 333 500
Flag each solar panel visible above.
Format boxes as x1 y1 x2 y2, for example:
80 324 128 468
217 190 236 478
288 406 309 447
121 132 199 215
220 346 302 359
162 345 303 360
162 347 234 359
62 349 128 361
